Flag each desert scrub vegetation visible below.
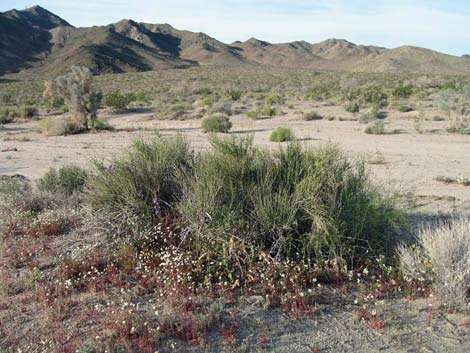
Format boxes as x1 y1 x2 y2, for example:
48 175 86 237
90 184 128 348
345 101 360 113
89 134 403 269
37 165 88 195
42 66 103 134
303 111 322 121
398 218 470 307
0 133 413 352
270 127 294 142
201 114 232 133
364 120 385 135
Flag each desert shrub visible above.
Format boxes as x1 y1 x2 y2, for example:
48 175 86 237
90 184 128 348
39 116 85 136
432 115 445 121
201 114 232 133
209 100 233 116
179 136 402 266
104 91 146 110
0 107 18 124
364 120 385 135
397 105 413 112
398 218 470 306
88 135 193 241
262 104 277 117
246 109 260 119
303 111 322 121
265 93 284 106
392 84 414 99
226 89 243 101
90 118 113 131
37 165 87 195
270 127 294 142
359 106 386 123
19 105 38 119
55 66 103 130
345 102 360 113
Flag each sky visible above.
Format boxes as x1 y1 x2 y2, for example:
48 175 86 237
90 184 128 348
1 0 469 56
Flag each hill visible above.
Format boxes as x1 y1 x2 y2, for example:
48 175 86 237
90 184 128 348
1 5 469 77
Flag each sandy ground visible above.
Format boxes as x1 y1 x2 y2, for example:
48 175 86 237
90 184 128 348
1 104 469 217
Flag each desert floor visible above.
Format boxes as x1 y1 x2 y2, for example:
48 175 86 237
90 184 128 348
1 103 470 352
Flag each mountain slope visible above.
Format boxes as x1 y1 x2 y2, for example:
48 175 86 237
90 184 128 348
0 5 72 74
351 46 470 74
1 5 469 77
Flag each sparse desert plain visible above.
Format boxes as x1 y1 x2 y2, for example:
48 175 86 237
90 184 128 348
1 5 470 353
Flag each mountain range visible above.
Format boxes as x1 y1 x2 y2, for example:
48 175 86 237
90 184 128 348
1 5 469 77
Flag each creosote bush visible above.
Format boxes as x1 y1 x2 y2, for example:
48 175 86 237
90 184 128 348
201 114 232 133
89 134 402 280
346 102 360 113
364 120 385 135
270 127 294 142
303 111 322 121
37 165 88 195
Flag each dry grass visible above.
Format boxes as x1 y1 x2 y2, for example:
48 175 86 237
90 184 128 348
398 217 470 307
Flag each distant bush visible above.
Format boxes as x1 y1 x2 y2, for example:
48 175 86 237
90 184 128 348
392 84 414 99
19 105 38 119
345 102 360 113
209 100 233 116
0 107 17 124
226 89 243 101
303 111 322 121
270 127 294 142
397 105 413 113
262 104 277 117
364 120 385 135
201 114 232 133
246 109 260 119
398 218 470 306
103 91 144 110
55 66 103 130
37 165 87 195
39 116 85 136
265 93 284 106
90 118 113 131
359 105 385 123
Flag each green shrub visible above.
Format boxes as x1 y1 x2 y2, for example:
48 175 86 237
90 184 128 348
359 106 386 123
90 118 113 131
201 114 232 133
392 84 414 99
265 93 284 106
19 105 38 119
0 107 18 124
345 102 360 113
364 120 385 134
209 100 233 116
226 89 243 101
88 135 193 240
262 104 277 117
397 105 413 112
179 136 402 265
303 111 322 121
246 109 260 120
37 165 87 195
270 127 294 142
103 91 145 110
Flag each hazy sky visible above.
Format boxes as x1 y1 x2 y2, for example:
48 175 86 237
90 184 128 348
2 0 469 56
